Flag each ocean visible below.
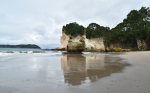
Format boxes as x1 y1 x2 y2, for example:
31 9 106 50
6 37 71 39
0 48 64 53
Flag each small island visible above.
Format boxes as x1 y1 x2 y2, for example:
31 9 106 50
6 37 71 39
0 44 41 49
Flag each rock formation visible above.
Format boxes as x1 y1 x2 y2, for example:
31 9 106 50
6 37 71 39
58 31 105 52
137 40 147 50
58 31 148 52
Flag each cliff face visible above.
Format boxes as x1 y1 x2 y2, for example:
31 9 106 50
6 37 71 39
58 32 105 51
85 38 105 51
58 32 149 51
57 32 69 49
104 39 138 51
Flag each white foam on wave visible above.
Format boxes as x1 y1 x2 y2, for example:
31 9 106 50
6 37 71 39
0 51 64 57
0 53 15 61
0 53 14 56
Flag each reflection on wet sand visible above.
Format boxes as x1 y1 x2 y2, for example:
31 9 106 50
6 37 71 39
61 54 130 86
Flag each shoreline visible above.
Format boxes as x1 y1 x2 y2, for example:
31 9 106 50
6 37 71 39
0 52 150 93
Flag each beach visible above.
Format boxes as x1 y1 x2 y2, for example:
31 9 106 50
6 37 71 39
0 52 150 93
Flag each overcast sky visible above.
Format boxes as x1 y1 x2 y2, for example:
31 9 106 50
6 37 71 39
0 0 150 49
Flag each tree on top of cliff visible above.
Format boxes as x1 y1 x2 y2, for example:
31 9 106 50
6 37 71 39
86 23 110 39
111 6 150 41
63 22 84 36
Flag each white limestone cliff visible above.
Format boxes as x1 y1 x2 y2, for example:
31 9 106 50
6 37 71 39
58 32 105 51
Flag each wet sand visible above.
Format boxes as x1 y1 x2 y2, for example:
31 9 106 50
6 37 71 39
0 52 150 93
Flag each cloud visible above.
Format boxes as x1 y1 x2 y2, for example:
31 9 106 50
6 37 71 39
0 0 150 48
34 25 47 35
63 0 150 28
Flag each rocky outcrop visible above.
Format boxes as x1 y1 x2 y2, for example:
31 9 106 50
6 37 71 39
58 32 145 52
58 32 105 51
67 41 85 53
137 39 147 50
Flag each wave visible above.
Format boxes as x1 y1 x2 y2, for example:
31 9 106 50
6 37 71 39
0 48 66 54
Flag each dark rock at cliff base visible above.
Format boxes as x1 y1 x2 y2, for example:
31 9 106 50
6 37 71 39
67 49 84 52
51 48 65 51
63 49 84 54
62 52 83 54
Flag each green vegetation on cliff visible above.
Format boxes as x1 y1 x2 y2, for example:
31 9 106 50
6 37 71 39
0 44 41 49
86 23 110 39
63 22 84 36
111 7 150 41
86 7 150 42
108 7 150 50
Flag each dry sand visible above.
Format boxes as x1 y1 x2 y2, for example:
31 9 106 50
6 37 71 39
0 52 150 93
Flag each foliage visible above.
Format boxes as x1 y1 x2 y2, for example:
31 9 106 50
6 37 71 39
86 23 110 39
110 6 150 42
63 22 84 36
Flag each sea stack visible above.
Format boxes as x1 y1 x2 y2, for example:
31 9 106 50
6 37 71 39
63 39 85 54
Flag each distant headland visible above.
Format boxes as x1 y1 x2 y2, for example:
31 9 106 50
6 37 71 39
0 44 41 49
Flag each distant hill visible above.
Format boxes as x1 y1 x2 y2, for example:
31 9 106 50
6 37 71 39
0 44 41 49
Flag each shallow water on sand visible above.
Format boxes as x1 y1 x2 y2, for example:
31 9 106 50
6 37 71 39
0 52 150 93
